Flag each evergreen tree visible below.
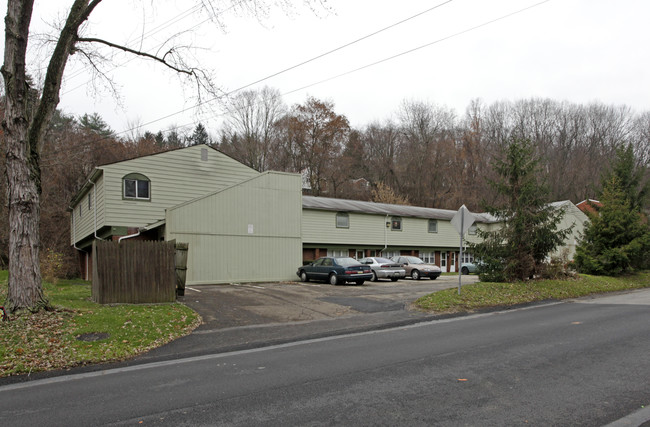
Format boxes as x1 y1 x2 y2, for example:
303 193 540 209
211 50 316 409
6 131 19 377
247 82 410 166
78 112 115 139
188 123 210 146
469 138 571 281
575 176 650 275
604 144 649 213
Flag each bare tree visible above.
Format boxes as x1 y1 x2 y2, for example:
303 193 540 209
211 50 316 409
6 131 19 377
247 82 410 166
220 86 286 171
1 0 322 313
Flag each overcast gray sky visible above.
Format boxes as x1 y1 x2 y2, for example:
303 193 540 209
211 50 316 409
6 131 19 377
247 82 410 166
9 0 650 137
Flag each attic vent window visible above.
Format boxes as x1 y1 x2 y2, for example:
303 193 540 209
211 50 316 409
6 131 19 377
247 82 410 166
123 173 151 200
201 148 208 161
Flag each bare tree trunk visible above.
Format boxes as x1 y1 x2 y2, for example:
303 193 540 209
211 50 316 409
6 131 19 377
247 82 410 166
1 0 47 312
2 0 100 312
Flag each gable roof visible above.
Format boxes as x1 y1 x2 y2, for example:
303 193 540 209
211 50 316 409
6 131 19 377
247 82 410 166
302 196 498 223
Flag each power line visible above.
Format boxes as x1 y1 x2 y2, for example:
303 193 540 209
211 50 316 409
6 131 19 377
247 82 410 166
113 0 456 135
116 0 552 137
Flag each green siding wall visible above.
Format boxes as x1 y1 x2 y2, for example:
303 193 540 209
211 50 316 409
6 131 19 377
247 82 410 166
71 175 105 246
70 145 259 245
102 145 258 228
166 172 302 284
302 209 469 249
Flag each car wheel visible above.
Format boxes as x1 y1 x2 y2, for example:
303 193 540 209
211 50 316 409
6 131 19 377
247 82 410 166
300 271 309 282
371 271 378 282
355 280 365 285
390 277 398 282
461 267 469 275
411 270 420 280
329 273 339 286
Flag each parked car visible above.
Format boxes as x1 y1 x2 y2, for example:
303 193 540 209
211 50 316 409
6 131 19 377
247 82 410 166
358 257 406 282
297 257 373 285
390 256 441 280
461 262 478 275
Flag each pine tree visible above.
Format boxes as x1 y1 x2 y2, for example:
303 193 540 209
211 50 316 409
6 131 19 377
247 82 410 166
575 177 650 274
188 123 210 146
469 138 571 281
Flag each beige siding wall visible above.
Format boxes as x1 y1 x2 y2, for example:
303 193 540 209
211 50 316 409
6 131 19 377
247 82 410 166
71 175 105 244
302 209 474 249
166 172 302 284
101 145 258 228
553 203 588 259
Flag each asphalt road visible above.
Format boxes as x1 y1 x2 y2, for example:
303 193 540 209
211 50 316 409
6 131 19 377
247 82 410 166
1 289 648 426
179 275 479 329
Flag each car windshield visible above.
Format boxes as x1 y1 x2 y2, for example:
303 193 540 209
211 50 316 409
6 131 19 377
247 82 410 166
405 256 425 264
375 257 392 263
335 257 361 267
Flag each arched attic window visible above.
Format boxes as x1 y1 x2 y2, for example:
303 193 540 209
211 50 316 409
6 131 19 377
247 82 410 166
123 173 151 200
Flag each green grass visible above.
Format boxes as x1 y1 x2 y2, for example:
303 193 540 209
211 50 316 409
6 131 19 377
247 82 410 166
0 271 200 377
415 271 650 313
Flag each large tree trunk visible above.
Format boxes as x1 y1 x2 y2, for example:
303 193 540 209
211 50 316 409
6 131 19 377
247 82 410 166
2 0 101 312
2 0 47 312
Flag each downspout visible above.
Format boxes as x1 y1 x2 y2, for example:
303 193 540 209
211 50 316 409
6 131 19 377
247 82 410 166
118 229 141 242
91 179 99 239
382 214 389 254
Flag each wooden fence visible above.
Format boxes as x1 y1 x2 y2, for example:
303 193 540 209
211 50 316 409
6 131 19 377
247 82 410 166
92 240 179 304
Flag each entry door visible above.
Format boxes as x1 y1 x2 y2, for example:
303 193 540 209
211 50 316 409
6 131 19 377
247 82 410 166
356 250 364 260
450 252 456 273
440 252 447 272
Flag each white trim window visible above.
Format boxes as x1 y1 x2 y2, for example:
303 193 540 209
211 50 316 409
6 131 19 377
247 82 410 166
421 251 435 264
461 252 474 264
383 250 400 259
123 173 151 200
327 249 348 258
336 212 349 228
391 216 402 231
468 224 477 235
428 219 438 233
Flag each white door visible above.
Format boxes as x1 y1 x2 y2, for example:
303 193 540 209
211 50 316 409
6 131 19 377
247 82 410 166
440 252 447 272
450 252 456 273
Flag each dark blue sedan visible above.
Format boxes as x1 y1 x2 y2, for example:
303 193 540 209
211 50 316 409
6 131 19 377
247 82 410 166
297 257 373 285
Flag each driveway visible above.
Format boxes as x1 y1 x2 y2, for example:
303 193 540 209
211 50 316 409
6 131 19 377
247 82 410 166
178 275 479 330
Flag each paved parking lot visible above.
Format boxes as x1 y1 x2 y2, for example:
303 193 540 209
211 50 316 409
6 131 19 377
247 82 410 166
179 275 479 330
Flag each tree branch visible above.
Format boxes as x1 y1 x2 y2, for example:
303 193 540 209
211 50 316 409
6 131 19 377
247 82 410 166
76 37 193 76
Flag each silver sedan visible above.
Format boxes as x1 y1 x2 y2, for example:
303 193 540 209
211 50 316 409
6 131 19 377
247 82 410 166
358 257 407 282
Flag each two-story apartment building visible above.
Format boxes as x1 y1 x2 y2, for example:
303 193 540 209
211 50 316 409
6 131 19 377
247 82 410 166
70 144 588 284
69 145 302 283
301 196 500 272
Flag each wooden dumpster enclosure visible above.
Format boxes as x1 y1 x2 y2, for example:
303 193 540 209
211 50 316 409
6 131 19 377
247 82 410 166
91 240 184 304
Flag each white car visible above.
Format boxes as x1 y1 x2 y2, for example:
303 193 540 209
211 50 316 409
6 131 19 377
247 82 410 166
358 257 406 282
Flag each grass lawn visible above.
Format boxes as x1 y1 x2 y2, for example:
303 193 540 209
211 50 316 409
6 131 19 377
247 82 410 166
415 271 650 313
0 271 200 377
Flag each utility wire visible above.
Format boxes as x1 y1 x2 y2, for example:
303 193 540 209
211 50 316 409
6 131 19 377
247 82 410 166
115 0 551 137
113 0 456 135
283 0 553 96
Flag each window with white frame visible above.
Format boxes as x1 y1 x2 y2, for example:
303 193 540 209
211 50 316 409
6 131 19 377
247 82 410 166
468 224 477 235
461 252 474 264
428 219 438 233
327 249 348 258
336 212 349 228
123 173 151 200
391 216 402 231
421 251 435 264
382 250 400 259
